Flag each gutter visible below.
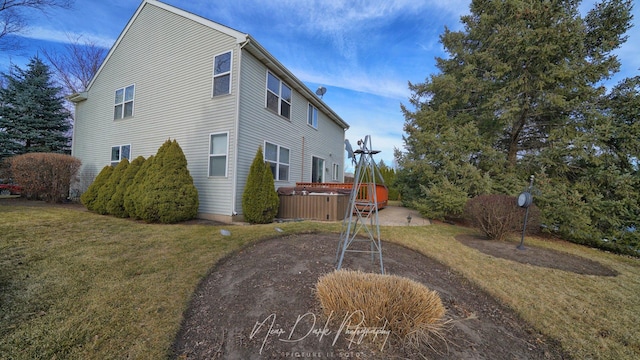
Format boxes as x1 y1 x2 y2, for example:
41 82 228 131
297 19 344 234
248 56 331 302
231 37 250 218
241 36 349 130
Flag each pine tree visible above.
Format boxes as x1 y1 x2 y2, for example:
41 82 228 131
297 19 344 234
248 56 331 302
108 155 145 218
95 158 129 215
137 140 199 223
81 165 113 212
378 160 399 201
242 146 279 224
124 155 153 219
396 0 635 244
0 56 71 158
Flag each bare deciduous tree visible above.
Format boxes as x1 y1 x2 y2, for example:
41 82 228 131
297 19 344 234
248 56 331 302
0 0 73 50
42 34 106 94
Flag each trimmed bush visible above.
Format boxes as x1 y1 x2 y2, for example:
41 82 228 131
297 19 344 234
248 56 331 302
242 146 279 224
108 156 145 218
413 179 469 220
9 153 82 203
81 165 113 211
124 155 153 219
137 140 199 223
464 194 541 241
316 270 445 349
93 158 129 215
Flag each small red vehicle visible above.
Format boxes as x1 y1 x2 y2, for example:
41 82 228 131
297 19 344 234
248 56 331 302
0 184 22 196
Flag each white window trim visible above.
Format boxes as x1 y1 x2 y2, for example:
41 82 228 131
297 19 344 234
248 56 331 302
212 50 232 97
265 71 292 119
208 131 229 177
110 144 131 166
332 162 339 181
264 141 290 181
307 103 318 129
114 84 135 120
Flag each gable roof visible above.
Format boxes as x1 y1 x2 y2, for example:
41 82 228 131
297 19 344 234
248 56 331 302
82 0 348 130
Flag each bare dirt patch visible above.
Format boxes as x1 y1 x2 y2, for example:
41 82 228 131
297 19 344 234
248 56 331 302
172 233 571 359
455 234 618 277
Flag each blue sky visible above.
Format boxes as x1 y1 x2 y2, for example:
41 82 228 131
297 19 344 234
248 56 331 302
1 0 639 170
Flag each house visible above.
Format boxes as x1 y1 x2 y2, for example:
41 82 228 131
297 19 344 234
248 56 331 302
68 0 349 222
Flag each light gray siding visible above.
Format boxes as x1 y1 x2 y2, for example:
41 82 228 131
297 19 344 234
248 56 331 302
73 2 240 217
234 50 345 214
72 0 347 221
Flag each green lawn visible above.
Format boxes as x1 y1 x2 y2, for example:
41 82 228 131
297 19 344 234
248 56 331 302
1 204 639 359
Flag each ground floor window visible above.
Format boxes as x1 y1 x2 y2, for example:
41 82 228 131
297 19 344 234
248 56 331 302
265 141 289 181
111 144 130 166
332 163 339 181
209 132 228 176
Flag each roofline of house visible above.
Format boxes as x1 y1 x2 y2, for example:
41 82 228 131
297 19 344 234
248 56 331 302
84 0 248 91
75 0 348 130
241 36 349 130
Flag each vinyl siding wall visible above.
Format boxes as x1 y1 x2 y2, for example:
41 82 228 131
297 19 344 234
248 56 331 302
73 3 239 217
234 51 346 215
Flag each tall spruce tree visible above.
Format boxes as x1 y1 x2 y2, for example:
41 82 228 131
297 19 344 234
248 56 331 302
397 0 637 252
0 56 71 158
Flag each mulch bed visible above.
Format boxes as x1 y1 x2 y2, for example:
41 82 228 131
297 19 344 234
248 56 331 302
171 233 581 359
455 234 618 276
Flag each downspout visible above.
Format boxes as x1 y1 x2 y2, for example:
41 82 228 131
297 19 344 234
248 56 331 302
232 38 248 219
301 136 305 182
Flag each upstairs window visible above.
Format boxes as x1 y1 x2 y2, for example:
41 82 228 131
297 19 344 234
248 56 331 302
114 85 134 120
111 144 130 166
213 51 232 96
266 72 291 119
209 132 228 177
307 103 318 129
265 141 289 181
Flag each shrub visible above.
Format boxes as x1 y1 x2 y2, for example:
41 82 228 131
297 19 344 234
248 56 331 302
242 146 279 224
9 153 82 203
413 179 469 220
464 194 541 241
81 165 113 211
137 140 199 223
124 155 153 219
316 270 445 349
108 156 145 218
93 158 129 215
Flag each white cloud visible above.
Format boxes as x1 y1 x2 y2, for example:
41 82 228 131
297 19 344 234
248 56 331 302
18 26 115 49
292 66 410 100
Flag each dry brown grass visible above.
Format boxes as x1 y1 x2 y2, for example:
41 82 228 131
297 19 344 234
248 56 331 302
316 270 446 349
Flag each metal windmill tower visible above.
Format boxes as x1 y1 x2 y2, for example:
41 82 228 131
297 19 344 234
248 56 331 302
336 136 385 274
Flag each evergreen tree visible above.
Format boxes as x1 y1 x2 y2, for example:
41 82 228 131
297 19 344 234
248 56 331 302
80 165 113 212
124 155 153 220
108 155 145 218
0 56 71 158
396 0 637 252
95 158 129 215
137 140 199 223
378 160 399 201
242 146 279 224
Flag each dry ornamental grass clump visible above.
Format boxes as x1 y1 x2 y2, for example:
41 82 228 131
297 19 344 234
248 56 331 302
316 270 446 350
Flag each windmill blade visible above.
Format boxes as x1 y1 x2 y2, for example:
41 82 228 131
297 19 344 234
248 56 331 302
345 139 356 164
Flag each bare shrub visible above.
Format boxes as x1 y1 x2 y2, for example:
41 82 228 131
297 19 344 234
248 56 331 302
316 270 446 350
9 153 82 203
464 194 541 241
